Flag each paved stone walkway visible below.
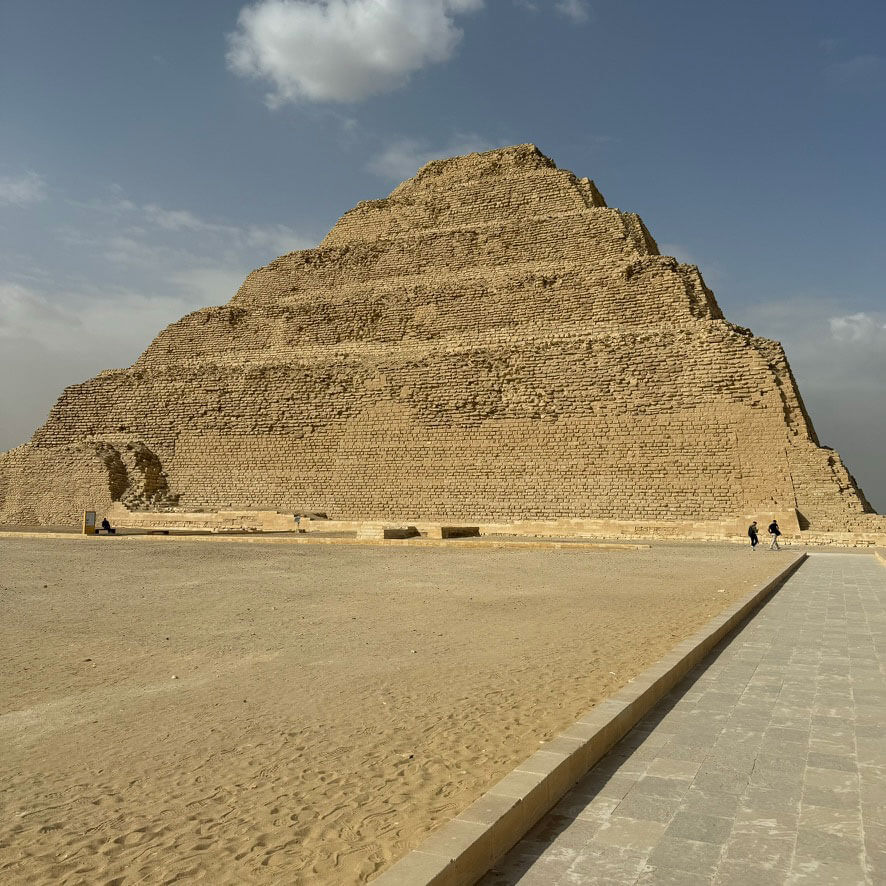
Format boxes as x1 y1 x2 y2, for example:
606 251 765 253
481 554 886 885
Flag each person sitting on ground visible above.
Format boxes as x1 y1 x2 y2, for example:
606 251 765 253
767 518 781 551
100 517 116 535
748 521 759 550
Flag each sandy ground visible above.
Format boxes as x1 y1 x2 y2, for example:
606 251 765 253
0 537 789 884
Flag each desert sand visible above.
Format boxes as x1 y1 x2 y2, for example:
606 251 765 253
0 537 788 884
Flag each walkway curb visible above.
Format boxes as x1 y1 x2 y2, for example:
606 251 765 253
371 552 808 886
0 531 648 552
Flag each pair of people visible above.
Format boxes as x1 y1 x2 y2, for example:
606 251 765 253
748 519 781 550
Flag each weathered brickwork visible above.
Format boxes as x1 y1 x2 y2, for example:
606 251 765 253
0 144 881 532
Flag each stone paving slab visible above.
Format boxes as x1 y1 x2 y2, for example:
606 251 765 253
480 554 886 885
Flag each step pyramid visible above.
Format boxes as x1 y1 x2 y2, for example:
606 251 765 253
0 145 880 534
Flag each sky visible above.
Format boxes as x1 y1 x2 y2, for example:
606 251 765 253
1 0 884 509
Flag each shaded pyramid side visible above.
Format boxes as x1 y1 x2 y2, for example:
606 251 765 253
0 146 880 534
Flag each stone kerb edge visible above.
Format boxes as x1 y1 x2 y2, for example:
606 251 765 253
371 552 808 886
0 530 650 552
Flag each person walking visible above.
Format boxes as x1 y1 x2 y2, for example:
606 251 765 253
748 521 759 550
768 519 782 551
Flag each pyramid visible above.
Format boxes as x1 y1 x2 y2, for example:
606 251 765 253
0 145 881 536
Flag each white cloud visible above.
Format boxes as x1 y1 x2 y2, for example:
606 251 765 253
0 171 47 207
0 281 193 354
829 311 886 344
99 234 206 269
73 192 312 261
0 282 70 342
227 0 483 105
242 223 307 254
739 299 886 389
143 204 225 233
367 134 494 180
555 0 590 23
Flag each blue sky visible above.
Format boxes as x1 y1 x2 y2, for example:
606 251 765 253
1 0 884 508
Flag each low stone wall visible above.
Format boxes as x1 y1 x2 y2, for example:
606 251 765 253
300 512 802 541
798 530 886 548
476 512 802 541
104 505 885 547
106 503 298 533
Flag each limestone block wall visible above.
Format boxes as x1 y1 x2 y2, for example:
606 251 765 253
0 439 176 526
160 412 744 520
0 444 118 527
0 144 880 532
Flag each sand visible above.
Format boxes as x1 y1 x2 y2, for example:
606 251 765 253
0 537 788 884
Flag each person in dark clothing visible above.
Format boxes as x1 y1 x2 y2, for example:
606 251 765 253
768 519 781 551
99 517 116 535
748 521 759 550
